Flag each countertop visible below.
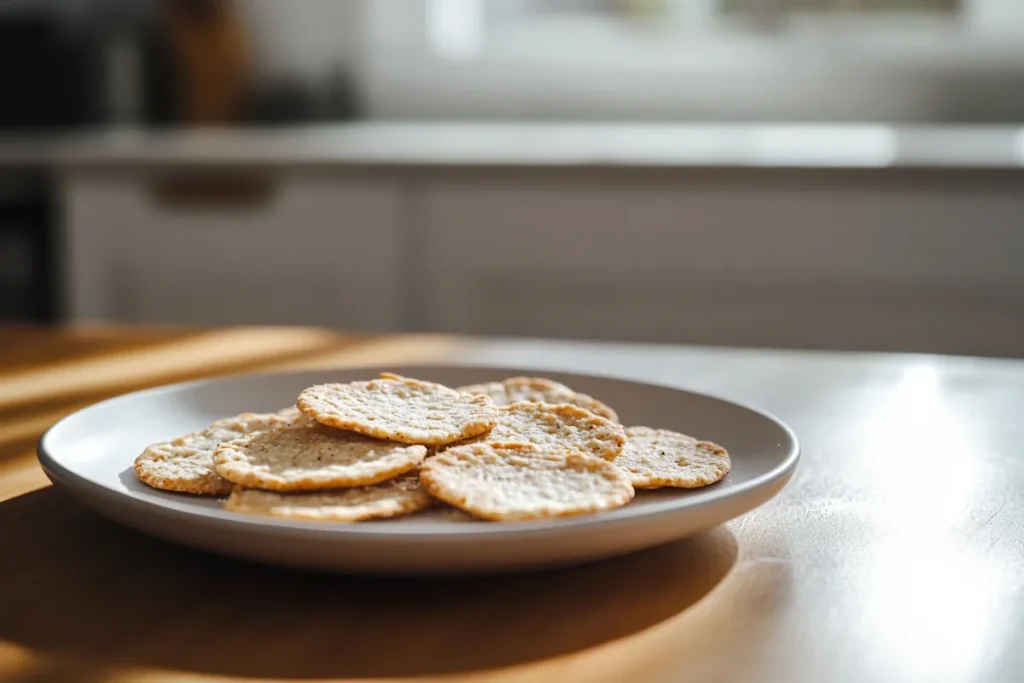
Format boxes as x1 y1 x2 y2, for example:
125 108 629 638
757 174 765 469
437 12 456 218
2 122 1024 170
2 325 1023 682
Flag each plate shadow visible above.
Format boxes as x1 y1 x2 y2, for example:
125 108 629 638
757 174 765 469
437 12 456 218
0 487 737 680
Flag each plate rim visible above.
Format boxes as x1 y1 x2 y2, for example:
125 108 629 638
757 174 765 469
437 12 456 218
37 363 800 540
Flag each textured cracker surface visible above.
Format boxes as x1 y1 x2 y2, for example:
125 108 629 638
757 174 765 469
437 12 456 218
458 377 618 422
296 375 498 446
617 426 731 489
134 412 299 495
486 402 626 461
419 443 634 521
223 478 431 521
214 424 427 491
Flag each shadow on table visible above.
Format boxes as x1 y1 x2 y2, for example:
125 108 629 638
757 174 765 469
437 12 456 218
0 487 738 680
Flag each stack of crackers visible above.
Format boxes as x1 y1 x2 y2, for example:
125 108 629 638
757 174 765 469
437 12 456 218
135 373 730 522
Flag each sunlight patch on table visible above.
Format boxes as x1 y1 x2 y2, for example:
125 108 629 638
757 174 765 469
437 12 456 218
852 361 1014 681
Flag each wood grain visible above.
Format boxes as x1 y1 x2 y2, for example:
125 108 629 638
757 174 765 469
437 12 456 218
0 327 460 504
2 326 1023 683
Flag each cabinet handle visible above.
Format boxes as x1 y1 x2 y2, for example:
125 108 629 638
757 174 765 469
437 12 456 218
149 174 278 211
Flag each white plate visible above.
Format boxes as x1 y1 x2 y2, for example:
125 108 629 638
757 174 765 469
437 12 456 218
38 365 799 574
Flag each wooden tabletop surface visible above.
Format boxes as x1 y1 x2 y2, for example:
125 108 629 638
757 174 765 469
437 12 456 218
2 326 1023 683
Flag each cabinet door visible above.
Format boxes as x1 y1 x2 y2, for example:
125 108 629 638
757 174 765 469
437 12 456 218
63 170 403 330
416 175 1024 355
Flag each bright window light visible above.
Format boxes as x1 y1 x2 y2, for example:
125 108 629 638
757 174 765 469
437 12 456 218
426 0 483 59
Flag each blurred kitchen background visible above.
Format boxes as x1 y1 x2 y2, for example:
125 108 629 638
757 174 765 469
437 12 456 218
3 0 1024 356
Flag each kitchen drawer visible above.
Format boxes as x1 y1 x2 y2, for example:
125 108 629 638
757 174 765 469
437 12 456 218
416 177 1024 355
63 170 403 330
108 262 390 328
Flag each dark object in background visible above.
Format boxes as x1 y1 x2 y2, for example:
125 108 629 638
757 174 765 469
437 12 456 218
0 175 58 322
0 4 179 129
159 0 359 126
321 67 361 122
244 69 360 125
0 16 94 129
243 78 322 125
0 3 172 323
0 0 359 130
162 0 252 125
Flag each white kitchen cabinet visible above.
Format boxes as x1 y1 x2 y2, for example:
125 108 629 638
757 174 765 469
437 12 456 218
415 174 1024 356
63 169 403 330
60 160 1024 357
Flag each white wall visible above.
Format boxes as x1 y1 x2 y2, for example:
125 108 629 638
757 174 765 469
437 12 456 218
234 0 1024 123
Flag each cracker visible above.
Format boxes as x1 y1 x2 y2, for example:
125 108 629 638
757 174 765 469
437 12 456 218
134 411 299 495
487 401 626 461
617 426 731 489
458 377 618 422
223 478 431 521
455 381 507 404
420 442 634 521
276 405 301 419
432 505 481 523
296 374 498 446
213 424 427 491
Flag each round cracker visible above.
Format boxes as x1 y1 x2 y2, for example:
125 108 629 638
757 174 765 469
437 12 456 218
296 374 498 446
488 401 626 461
214 424 427 491
420 442 634 521
134 411 299 495
617 426 731 489
223 478 431 521
458 377 618 422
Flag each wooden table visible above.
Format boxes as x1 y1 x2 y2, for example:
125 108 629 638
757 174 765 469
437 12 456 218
2 326 1023 683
